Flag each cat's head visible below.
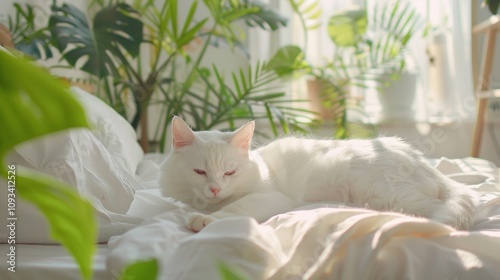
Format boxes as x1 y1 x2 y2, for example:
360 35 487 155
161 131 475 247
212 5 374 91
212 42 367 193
161 116 258 210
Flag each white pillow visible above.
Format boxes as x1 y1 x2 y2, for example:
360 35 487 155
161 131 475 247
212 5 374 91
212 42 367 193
70 86 144 174
0 53 146 243
0 86 149 243
0 129 145 244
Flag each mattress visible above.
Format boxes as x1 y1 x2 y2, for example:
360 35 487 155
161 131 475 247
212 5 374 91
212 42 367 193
0 244 109 280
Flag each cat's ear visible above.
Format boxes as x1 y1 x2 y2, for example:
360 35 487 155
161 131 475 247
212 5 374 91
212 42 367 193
230 121 255 151
172 116 195 149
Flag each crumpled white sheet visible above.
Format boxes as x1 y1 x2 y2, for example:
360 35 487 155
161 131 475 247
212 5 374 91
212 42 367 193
107 157 500 280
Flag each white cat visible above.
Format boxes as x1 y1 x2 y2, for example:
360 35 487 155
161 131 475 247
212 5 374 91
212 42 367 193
160 117 478 232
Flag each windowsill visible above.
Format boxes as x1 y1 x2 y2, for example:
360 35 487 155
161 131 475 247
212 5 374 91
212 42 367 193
355 114 476 126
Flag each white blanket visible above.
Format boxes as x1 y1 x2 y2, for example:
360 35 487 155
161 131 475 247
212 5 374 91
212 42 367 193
107 157 500 280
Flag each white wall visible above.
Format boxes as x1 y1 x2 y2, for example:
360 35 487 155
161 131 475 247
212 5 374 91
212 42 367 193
383 122 500 166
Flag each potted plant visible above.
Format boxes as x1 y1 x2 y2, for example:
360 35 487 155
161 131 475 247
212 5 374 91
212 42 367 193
7 0 318 152
267 0 422 136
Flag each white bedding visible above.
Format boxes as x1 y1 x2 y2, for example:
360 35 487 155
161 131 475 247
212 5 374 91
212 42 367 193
1 156 499 280
106 156 500 280
3 84 497 279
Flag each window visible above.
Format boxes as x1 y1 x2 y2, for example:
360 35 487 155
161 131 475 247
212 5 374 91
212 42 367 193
249 0 475 124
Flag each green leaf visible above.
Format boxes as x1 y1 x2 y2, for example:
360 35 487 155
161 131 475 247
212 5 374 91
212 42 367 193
218 263 247 280
193 61 315 134
223 6 260 23
205 0 288 31
8 3 53 59
120 259 158 280
158 0 209 55
17 171 96 280
0 50 95 279
287 0 322 30
203 31 250 58
246 92 285 101
0 50 89 159
484 0 500 14
177 19 207 49
327 9 367 47
264 103 278 136
266 45 310 78
181 0 199 36
49 3 143 78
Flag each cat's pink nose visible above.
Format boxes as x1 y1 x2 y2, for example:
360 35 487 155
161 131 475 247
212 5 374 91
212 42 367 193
209 186 220 196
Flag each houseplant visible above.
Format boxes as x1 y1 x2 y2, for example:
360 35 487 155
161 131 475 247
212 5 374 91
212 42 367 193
8 0 317 152
484 0 500 14
0 46 96 280
2 3 52 59
346 0 423 123
267 0 422 137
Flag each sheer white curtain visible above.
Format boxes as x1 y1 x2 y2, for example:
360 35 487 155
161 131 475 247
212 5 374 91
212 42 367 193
425 0 475 122
302 0 361 68
248 0 474 124
248 0 360 108
248 1 286 63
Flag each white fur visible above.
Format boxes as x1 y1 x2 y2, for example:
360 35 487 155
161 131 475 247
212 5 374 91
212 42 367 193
160 117 478 232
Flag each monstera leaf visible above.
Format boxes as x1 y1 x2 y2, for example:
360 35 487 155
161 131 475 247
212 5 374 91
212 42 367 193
49 3 143 78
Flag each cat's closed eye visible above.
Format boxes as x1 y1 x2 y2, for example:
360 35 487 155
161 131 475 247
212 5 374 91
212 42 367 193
193 169 206 176
224 170 236 177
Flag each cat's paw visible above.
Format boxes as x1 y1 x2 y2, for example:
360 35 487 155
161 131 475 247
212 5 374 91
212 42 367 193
186 213 215 232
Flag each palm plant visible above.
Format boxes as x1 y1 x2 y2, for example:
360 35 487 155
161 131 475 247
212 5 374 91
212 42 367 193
10 0 318 152
5 3 52 59
267 0 421 138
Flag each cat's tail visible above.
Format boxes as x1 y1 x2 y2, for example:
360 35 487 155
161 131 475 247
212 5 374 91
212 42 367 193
430 183 479 230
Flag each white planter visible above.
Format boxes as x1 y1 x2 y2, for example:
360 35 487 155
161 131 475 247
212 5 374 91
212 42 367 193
363 72 418 123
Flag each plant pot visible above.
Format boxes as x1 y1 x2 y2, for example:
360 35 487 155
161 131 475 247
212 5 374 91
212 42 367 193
307 78 348 121
364 72 418 123
307 79 333 120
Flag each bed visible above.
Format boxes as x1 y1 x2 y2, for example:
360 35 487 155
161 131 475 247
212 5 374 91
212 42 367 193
1 87 500 280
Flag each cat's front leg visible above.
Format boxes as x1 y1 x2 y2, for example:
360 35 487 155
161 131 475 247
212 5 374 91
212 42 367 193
186 213 215 232
212 190 294 223
186 190 294 232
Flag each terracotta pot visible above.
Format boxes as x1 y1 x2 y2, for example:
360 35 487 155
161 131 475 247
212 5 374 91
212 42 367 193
306 79 334 120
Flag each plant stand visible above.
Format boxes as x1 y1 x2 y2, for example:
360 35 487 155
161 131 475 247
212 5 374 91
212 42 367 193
471 15 500 157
